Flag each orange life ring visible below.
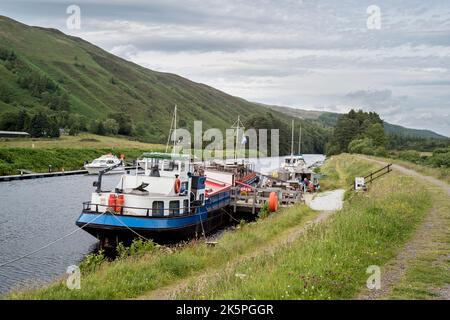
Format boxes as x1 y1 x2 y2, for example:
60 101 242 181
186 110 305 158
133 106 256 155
268 192 278 212
174 178 181 194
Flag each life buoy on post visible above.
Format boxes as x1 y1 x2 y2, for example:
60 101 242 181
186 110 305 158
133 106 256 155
174 177 181 194
268 192 278 212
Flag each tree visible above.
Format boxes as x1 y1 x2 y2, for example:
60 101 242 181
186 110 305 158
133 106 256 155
16 109 30 132
108 112 133 135
103 119 119 135
365 123 388 147
96 120 105 135
0 111 20 131
328 109 386 155
0 86 12 103
29 111 49 137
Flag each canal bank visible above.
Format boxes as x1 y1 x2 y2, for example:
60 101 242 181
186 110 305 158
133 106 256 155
8 155 440 300
0 155 324 295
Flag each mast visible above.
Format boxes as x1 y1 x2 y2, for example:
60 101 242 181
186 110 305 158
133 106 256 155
173 105 177 152
291 119 294 156
231 115 245 160
298 123 302 155
165 105 177 153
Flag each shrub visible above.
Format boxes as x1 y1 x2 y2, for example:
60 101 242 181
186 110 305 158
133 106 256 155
258 203 271 219
398 150 421 163
348 138 374 154
428 148 450 167
116 239 156 259
79 250 105 274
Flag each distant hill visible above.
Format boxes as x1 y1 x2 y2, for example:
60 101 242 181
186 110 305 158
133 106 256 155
267 105 448 140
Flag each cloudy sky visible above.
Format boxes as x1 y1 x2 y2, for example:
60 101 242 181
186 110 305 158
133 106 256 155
1 0 450 136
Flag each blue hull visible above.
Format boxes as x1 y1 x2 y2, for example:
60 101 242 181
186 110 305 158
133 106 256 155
76 191 232 244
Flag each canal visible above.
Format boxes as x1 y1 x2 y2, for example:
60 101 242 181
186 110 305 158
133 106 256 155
0 155 324 295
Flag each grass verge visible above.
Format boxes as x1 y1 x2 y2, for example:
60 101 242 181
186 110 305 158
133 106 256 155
9 205 317 299
319 154 381 190
173 158 432 299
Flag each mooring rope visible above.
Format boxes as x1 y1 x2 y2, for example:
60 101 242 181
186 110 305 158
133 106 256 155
109 212 150 241
221 208 241 223
198 211 208 242
0 212 107 268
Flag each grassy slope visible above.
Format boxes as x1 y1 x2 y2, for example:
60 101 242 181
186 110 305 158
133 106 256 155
9 154 437 300
0 134 165 175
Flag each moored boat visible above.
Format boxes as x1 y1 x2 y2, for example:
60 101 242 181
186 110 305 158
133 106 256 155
76 152 239 247
84 154 125 175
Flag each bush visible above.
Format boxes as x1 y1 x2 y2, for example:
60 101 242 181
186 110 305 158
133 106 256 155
258 203 271 219
428 148 450 167
374 146 388 157
348 138 374 155
79 250 105 274
116 239 156 259
398 150 422 163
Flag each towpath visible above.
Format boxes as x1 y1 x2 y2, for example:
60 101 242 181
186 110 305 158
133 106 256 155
357 156 450 300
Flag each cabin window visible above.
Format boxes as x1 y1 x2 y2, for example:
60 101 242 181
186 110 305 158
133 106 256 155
199 193 205 204
152 201 164 216
183 199 189 214
180 182 188 194
169 201 180 215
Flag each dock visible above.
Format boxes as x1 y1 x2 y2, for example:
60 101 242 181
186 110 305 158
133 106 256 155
0 166 137 182
0 169 89 182
230 186 303 214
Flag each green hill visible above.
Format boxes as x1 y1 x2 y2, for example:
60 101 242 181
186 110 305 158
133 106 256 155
0 15 331 154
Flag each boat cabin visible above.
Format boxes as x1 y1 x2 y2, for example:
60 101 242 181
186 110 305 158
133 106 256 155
90 153 206 217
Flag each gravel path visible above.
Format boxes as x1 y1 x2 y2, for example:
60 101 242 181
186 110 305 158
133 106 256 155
306 189 346 211
357 156 450 300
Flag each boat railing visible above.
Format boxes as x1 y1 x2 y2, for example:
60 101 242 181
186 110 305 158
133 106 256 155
82 201 202 217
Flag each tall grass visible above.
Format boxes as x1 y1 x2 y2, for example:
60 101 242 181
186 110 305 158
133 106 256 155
9 205 317 299
8 155 432 300
176 172 431 299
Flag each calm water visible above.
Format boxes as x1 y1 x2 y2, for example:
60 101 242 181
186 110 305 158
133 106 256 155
0 155 325 295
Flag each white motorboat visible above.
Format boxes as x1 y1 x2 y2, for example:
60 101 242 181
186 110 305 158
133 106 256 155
84 154 125 175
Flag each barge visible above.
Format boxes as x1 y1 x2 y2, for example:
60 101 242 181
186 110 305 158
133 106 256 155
76 153 257 247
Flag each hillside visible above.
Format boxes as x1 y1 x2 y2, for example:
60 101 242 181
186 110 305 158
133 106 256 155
0 16 332 154
267 105 448 140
